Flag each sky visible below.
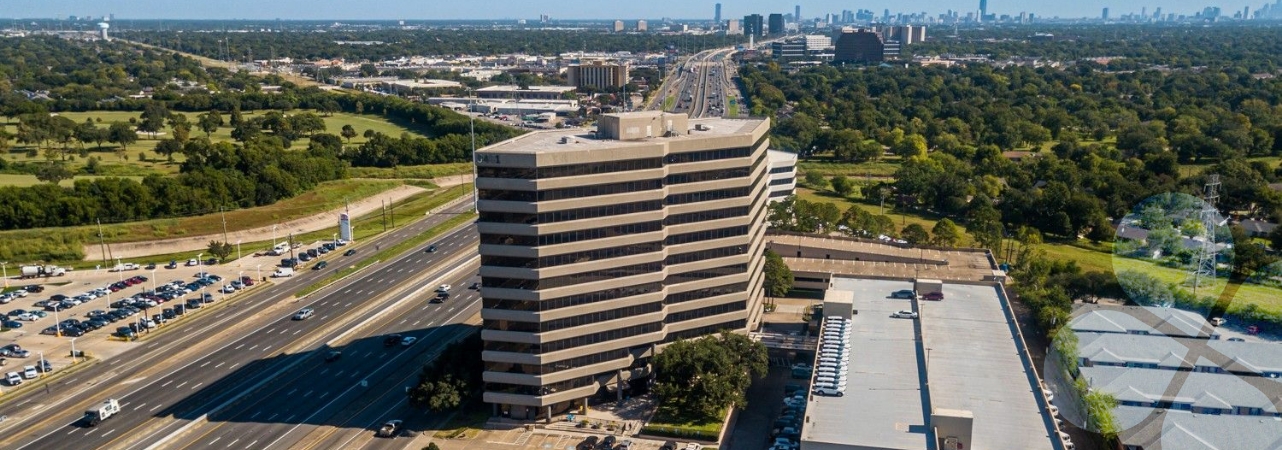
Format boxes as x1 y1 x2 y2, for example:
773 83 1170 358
3 0 1266 21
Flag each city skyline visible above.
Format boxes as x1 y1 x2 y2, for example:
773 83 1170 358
3 0 1268 21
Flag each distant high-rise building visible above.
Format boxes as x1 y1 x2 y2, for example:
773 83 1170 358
834 30 885 63
726 19 741 35
1154 7 1162 18
1244 6 1251 19
1141 7 1147 19
979 0 988 21
767 13 785 35
567 61 629 89
795 5 802 22
612 20 624 32
1102 7 1110 20
715 3 722 24
637 20 647 32
743 14 764 38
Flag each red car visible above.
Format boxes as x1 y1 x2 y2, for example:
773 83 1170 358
922 292 945 301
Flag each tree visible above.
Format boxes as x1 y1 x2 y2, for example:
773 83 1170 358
902 223 930 245
107 122 137 148
207 240 234 261
1270 225 1282 251
804 172 828 191
197 111 223 136
830 175 855 197
652 332 768 421
409 333 483 412
1230 225 1277 280
0 131 10 154
424 444 442 450
340 124 357 142
363 129 375 139
931 219 962 247
155 139 184 162
75 119 100 149
893 133 928 158
137 102 169 139
35 163 74 184
318 100 341 116
763 249 794 297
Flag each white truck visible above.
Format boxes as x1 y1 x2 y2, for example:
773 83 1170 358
19 265 66 279
83 399 121 427
272 267 294 278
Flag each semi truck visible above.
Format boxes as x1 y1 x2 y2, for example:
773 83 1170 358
83 399 121 427
19 265 66 279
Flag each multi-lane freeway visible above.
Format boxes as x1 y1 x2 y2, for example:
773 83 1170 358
664 48 738 118
0 201 482 450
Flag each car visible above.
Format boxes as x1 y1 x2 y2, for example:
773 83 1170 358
659 442 678 450
617 440 634 450
890 310 919 319
22 365 37 379
313 261 329 270
431 292 449 304
298 253 313 262
36 360 53 373
343 249 356 257
221 285 237 293
186 299 203 309
437 284 451 293
1 345 29 358
230 280 245 289
384 334 403 347
1210 317 1227 326
12 289 28 297
921 292 945 301
3 320 23 329
186 259 199 266
425 245 438 253
890 289 917 299
602 436 617 448
317 246 329 254
324 351 343 362
24 285 44 293
1228 337 1246 342
205 258 218 265
577 436 600 450
400 336 417 347
376 419 403 438
145 263 156 270
240 276 255 286
63 326 85 337
468 282 479 290
5 372 21 386
293 308 315 320
165 261 178 269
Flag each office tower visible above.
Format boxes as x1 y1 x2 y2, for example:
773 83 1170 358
566 61 629 89
476 111 771 421
726 19 741 34
1155 7 1162 18
768 13 785 35
715 3 722 24
834 30 885 63
744 14 764 38
1141 7 1147 18
795 5 802 22
979 0 988 20
613 20 624 32
637 20 647 32
1102 7 1110 19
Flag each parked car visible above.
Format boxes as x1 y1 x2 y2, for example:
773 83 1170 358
921 292 945 301
186 259 199 266
890 289 917 299
3 320 24 329
166 260 179 269
890 310 919 319
5 371 21 386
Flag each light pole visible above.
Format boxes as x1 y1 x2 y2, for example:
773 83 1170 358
256 264 262 282
236 240 242 262
116 258 123 282
196 253 204 278
1 261 7 288
52 303 61 337
238 271 244 288
69 338 77 363
272 225 278 248
150 268 157 292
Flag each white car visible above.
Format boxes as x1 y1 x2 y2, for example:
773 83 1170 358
22 365 37 379
221 285 237 293
16 313 36 321
12 290 28 298
5 372 21 386
891 310 919 319
814 387 844 397
436 284 451 293
400 336 418 346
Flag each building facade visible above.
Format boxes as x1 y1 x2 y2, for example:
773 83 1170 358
744 14 765 38
834 31 885 63
566 61 629 89
767 150 797 202
475 111 771 421
768 13 786 35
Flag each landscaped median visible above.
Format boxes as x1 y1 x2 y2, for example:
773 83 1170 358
641 405 726 442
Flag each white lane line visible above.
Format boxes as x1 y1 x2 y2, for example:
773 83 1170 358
248 344 258 351
191 382 203 390
102 429 116 437
234 343 245 350
209 437 221 445
412 320 421 326
287 388 298 396
161 380 173 387
151 404 163 412
267 413 279 421
261 345 272 353
215 362 225 369
318 368 329 375
84 428 98 436
319 391 329 399
345 302 353 308
293 329 302 335
251 411 261 419
248 440 258 448
399 319 408 325
334 370 344 377
304 390 314 398
262 328 275 335
226 438 239 448
285 414 296 422
134 403 147 411
200 361 210 368
175 382 188 389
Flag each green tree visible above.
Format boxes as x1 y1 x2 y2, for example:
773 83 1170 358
363 129 375 139
830 175 855 197
137 102 169 139
197 111 223 136
424 444 442 450
340 124 357 142
931 218 962 247
155 139 184 162
893 133 928 158
1230 225 1277 280
107 122 137 148
318 100 340 116
763 249 794 297
208 240 233 261
35 162 74 184
804 171 827 191
653 332 768 421
84 156 100 174
901 223 930 245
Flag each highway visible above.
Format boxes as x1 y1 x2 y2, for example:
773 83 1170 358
660 47 740 118
0 201 480 450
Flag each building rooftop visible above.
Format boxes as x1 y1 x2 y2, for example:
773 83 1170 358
1070 305 1218 338
803 278 925 450
920 283 1056 450
802 279 1055 450
768 233 1002 283
1082 365 1282 414
1078 332 1282 374
767 149 797 164
478 112 765 155
1112 405 1282 449
477 85 576 93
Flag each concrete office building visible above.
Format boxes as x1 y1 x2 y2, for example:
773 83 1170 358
726 19 741 35
768 13 786 35
476 85 577 101
636 20 647 32
767 150 797 202
566 61 629 89
744 14 765 38
715 3 722 24
613 20 624 32
476 111 772 421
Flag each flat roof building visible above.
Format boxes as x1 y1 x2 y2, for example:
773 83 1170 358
833 30 885 64
476 85 577 101
801 278 1058 450
566 61 629 90
767 150 796 202
476 111 772 422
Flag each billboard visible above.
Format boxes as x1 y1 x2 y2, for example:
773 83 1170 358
339 213 352 242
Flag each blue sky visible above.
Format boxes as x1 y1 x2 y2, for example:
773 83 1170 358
4 0 1263 21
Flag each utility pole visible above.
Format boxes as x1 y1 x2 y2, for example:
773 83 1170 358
220 206 229 244
96 218 113 263
288 232 296 262
381 199 388 231
388 199 396 228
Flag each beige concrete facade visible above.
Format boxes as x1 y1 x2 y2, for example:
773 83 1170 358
566 61 629 89
475 112 770 419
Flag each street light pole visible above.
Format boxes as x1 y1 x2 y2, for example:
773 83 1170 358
256 264 262 281
272 225 278 248
196 253 204 278
53 304 61 337
0 261 7 288
236 240 242 262
70 338 77 363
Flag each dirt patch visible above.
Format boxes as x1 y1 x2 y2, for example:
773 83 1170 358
86 184 428 261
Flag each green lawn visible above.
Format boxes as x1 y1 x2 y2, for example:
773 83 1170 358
642 405 724 442
1 110 428 182
797 158 902 178
348 163 473 180
0 178 405 263
0 173 145 187
726 96 739 117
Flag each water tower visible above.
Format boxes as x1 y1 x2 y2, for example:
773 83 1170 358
98 22 110 40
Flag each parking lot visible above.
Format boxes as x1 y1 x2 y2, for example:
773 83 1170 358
473 428 680 450
0 240 347 395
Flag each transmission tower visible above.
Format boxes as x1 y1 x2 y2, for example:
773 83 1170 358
1191 174 1221 297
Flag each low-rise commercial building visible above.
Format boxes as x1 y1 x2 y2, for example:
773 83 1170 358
477 85 577 100
566 61 629 89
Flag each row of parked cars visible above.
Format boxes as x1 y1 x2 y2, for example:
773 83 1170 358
2 353 54 386
29 275 152 316
813 316 849 397
770 384 808 450
0 285 43 305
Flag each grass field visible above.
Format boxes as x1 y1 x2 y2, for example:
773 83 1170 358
0 178 405 263
348 163 473 180
727 96 739 117
0 110 427 181
0 173 145 187
642 405 724 441
797 158 902 178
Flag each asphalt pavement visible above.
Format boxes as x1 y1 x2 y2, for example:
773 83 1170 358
0 202 477 450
